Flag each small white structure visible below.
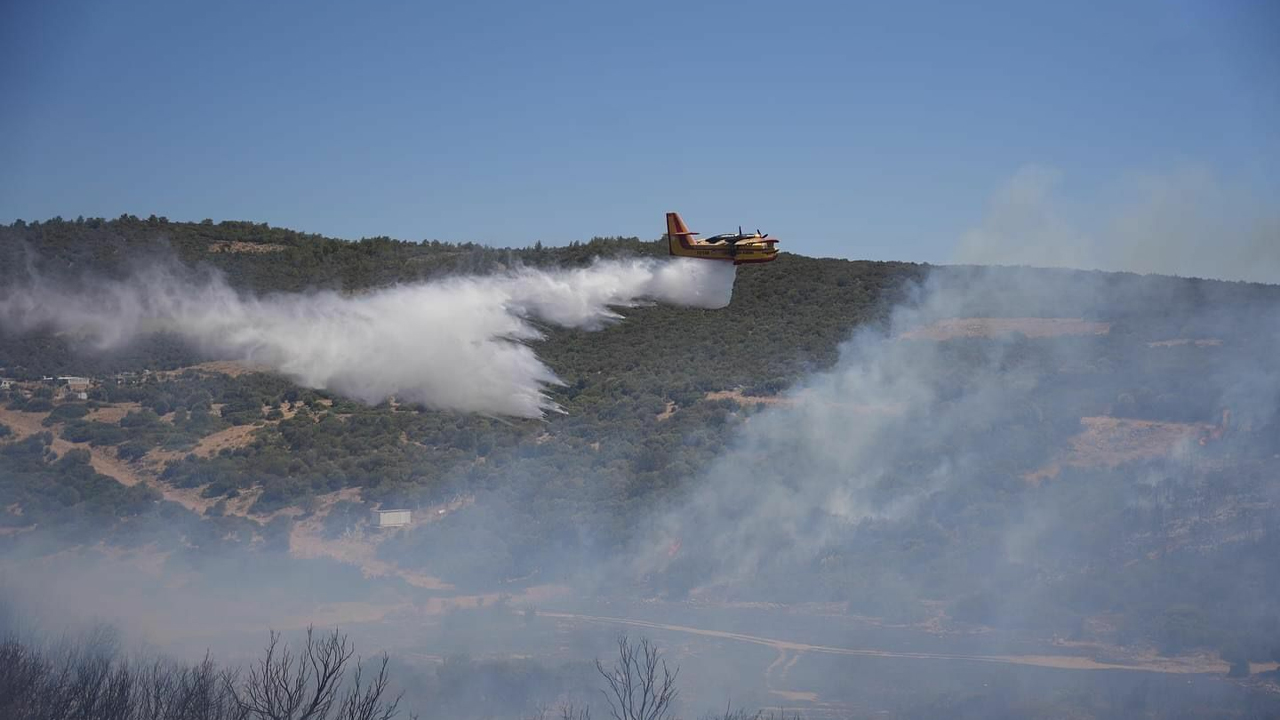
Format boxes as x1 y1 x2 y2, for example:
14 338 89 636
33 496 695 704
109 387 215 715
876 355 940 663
0 379 12 390
59 376 91 392
374 509 411 528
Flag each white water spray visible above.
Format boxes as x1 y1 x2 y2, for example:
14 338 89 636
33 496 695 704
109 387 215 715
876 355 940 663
0 257 737 417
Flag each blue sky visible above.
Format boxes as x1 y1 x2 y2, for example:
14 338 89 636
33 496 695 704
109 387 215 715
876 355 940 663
2 0 1276 267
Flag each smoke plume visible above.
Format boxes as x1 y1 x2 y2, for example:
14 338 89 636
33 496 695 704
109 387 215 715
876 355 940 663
635 264 1280 599
0 257 735 417
955 164 1280 284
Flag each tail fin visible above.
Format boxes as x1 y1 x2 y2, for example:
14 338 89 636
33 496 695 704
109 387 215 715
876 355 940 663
667 212 697 237
666 212 697 255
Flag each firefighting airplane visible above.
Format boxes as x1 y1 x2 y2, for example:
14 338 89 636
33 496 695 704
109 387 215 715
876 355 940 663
666 211 779 265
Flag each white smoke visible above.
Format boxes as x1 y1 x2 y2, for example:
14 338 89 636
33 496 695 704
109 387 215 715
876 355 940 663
955 164 1280 284
0 257 736 418
633 264 1280 589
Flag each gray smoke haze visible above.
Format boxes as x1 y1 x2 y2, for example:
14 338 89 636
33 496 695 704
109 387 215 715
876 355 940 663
632 264 1280 597
955 164 1280 284
0 257 735 417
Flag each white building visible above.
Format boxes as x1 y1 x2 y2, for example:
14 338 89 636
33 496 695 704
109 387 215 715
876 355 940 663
374 509 411 528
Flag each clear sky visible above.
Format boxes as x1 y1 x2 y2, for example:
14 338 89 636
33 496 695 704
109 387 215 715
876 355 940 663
2 0 1277 269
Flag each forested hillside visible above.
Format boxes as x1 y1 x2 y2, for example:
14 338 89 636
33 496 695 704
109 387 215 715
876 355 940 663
3 215 1280 700
0 216 941 584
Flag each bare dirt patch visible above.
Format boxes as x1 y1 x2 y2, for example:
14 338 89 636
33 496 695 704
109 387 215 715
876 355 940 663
0 406 242 516
291 523 453 591
160 360 273 378
0 407 147 487
901 317 1111 341
1025 416 1207 482
150 405 296 467
1066 416 1202 466
207 241 287 254
86 402 143 424
179 485 291 522
288 494 483 592
0 406 232 517
143 475 295 519
655 400 677 421
1 400 292 518
154 483 219 516
288 490 453 591
190 423 262 458
705 389 794 407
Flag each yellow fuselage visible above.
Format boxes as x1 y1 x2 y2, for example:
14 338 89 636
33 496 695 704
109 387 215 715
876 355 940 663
665 212 779 265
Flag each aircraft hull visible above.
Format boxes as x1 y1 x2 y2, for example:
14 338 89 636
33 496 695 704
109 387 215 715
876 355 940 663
665 212 779 265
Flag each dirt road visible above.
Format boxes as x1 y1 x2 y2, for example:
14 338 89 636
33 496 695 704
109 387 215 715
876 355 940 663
538 611 1260 676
